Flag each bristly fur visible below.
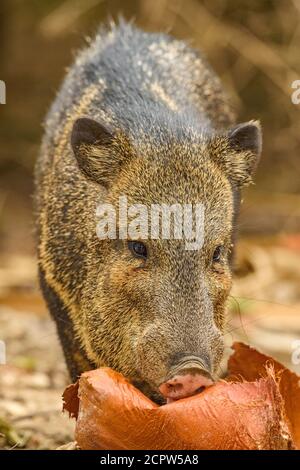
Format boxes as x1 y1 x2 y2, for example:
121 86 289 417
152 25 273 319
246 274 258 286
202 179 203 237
35 21 261 402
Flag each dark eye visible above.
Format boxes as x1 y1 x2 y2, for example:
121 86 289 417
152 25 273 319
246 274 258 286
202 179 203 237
128 241 148 260
212 246 223 263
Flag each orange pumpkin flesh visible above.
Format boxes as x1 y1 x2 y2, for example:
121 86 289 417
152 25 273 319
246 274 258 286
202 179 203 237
63 342 300 450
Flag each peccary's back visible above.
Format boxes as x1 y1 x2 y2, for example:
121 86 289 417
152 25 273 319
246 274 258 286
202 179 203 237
39 21 234 161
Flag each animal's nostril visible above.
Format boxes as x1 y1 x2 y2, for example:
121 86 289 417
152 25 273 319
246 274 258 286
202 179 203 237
159 370 214 403
165 382 183 393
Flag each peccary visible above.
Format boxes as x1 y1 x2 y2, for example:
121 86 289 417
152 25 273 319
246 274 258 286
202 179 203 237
35 21 262 404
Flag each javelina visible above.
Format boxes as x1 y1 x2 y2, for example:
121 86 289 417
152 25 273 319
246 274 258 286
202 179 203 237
35 21 262 404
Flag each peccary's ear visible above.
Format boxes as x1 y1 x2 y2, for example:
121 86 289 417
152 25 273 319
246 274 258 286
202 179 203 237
71 117 128 187
212 121 262 187
228 121 262 156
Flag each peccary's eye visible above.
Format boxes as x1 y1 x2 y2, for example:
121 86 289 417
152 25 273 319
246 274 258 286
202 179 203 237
128 241 147 260
212 246 223 263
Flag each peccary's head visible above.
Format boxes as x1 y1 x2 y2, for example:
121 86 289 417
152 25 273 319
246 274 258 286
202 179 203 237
71 116 262 403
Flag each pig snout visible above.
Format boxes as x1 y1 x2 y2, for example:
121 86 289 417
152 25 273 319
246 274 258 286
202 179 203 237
159 367 214 403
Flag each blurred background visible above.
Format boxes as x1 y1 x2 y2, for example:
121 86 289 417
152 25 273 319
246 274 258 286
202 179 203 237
0 0 300 449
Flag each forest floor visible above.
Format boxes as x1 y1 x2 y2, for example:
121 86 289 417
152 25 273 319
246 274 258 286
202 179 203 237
0 236 300 449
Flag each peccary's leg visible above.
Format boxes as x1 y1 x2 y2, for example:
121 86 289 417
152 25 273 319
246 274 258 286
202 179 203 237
38 268 94 382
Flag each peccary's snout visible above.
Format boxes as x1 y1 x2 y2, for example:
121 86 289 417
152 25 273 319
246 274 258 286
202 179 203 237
159 365 214 403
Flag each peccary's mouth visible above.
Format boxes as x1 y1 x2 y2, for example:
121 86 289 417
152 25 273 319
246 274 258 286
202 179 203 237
132 378 165 405
165 385 206 404
132 375 210 405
